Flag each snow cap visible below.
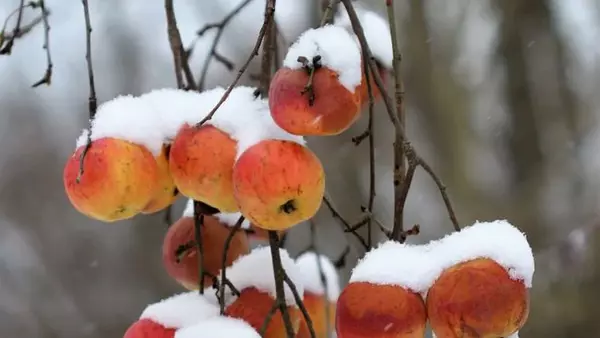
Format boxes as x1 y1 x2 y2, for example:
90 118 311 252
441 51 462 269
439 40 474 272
182 199 251 230
76 86 304 159
175 316 261 338
283 25 362 93
225 246 303 306
295 251 341 301
350 240 436 293
429 219 535 287
334 4 393 69
139 291 220 329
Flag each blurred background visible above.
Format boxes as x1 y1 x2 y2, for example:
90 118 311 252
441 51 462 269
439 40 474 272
0 0 599 337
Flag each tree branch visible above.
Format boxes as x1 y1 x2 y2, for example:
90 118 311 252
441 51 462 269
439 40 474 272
165 0 197 90
219 216 245 314
76 0 98 183
340 0 461 238
322 196 369 250
30 1 52 88
0 0 26 55
194 0 276 127
196 0 254 90
267 231 296 338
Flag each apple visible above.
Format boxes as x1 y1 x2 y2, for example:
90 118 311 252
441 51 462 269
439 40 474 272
169 124 238 212
142 145 179 214
162 215 250 290
225 287 301 338
63 137 159 222
336 281 427 338
426 258 529 338
233 140 325 231
269 67 362 136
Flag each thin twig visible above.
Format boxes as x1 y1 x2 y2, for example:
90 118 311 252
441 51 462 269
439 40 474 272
284 272 316 338
319 0 339 26
0 0 26 55
258 0 276 97
219 216 245 314
260 302 280 336
193 201 206 293
194 0 276 127
340 0 461 235
76 0 98 183
362 38 376 248
1 7 46 49
267 231 295 338
31 1 52 87
165 0 197 90
322 196 369 250
310 221 327 337
196 0 254 90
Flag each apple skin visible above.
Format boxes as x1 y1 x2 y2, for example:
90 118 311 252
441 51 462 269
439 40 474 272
232 139 325 231
162 215 250 290
63 137 159 222
123 318 175 338
225 287 301 338
426 258 530 338
296 292 336 338
269 67 362 136
169 124 238 212
336 281 427 338
142 145 179 214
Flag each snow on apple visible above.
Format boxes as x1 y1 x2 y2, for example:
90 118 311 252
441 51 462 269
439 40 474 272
270 25 363 136
123 291 219 338
223 246 304 337
174 316 261 338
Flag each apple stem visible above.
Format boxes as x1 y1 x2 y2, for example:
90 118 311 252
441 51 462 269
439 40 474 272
298 55 322 107
193 200 206 294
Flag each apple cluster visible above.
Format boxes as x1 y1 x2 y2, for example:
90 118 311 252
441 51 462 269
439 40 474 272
336 220 534 338
124 246 341 338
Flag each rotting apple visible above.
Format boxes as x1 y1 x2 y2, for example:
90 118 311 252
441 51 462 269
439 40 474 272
63 137 159 222
232 139 325 231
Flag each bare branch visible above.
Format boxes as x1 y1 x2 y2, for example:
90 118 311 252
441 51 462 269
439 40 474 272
322 196 369 250
76 0 98 183
196 0 254 90
0 0 26 55
267 231 296 337
219 216 245 314
165 0 197 90
31 1 52 88
194 0 276 127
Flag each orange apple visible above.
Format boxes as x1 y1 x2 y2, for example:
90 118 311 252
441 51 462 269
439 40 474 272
169 124 238 212
269 67 362 136
225 287 302 337
232 140 325 231
63 137 159 222
162 215 250 290
336 281 427 338
142 145 179 214
123 318 175 338
426 258 529 338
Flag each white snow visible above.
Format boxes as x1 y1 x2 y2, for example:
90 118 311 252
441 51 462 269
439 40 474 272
295 252 341 302
430 219 535 287
182 198 251 229
139 291 220 329
174 316 260 338
283 25 362 93
225 246 303 306
350 220 535 292
75 94 165 156
334 5 393 69
350 240 436 293
76 85 304 159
